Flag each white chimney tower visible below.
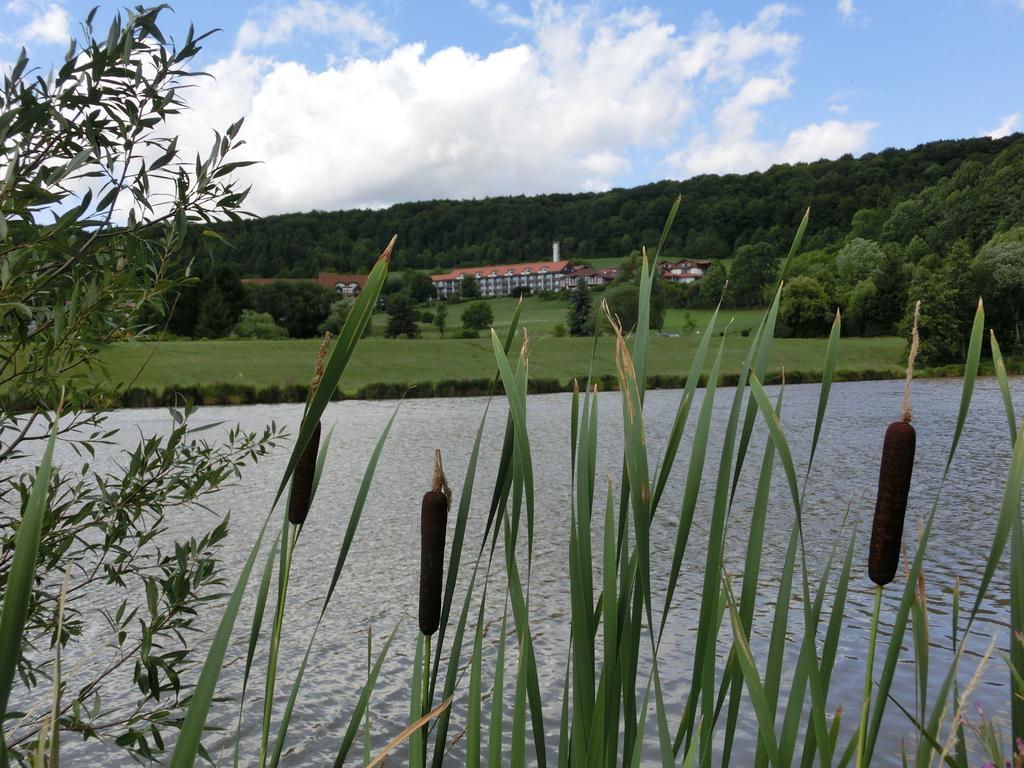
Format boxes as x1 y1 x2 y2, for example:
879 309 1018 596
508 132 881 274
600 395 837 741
552 241 560 262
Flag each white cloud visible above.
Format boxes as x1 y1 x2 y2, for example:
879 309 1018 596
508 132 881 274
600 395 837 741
17 3 69 45
469 0 532 28
235 0 395 53
837 0 855 21
168 1 877 213
987 112 1021 139
828 103 848 114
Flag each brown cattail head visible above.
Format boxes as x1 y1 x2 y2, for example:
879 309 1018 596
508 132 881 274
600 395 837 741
287 420 321 525
419 450 450 636
288 335 332 526
869 419 916 586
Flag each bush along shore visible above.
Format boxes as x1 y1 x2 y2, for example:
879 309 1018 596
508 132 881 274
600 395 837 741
46 361 1019 409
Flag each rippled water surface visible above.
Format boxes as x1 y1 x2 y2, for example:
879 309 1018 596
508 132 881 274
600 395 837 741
10 377 1024 766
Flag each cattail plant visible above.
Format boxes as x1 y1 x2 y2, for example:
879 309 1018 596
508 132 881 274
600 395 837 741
415 449 450 765
869 300 920 585
858 299 920 768
287 332 331 525
419 449 451 636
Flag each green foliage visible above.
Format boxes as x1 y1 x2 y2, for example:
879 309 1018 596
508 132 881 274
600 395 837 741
405 270 437 303
681 229 730 261
903 255 968 364
459 274 481 299
234 309 289 339
385 291 421 338
567 279 592 336
730 242 777 307
973 229 1024 350
0 9 281 760
836 237 885 303
696 262 729 309
247 282 336 338
462 301 495 331
173 135 1024 276
779 276 832 337
433 301 448 338
603 282 664 331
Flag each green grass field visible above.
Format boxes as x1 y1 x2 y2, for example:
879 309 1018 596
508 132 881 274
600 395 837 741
371 295 762 339
99 332 906 395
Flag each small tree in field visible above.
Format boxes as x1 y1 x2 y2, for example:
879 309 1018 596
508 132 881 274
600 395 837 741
434 301 449 338
462 301 494 331
459 274 481 299
568 278 592 336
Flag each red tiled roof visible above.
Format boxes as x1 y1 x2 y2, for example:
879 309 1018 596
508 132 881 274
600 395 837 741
431 260 575 282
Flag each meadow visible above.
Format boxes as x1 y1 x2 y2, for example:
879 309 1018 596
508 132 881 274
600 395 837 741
99 298 903 398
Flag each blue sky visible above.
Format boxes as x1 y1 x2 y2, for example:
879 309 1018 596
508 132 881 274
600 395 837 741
3 0 1022 214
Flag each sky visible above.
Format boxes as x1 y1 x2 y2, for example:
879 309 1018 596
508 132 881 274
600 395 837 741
2 0 1022 215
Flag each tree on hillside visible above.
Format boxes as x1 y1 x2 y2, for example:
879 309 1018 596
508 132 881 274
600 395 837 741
681 230 730 261
973 229 1024 349
779 276 832 338
385 291 420 338
568 278 593 336
195 283 234 337
460 274 481 299
695 262 729 308
836 237 885 304
406 270 436 302
247 282 336 338
904 255 966 364
462 301 494 331
434 301 448 338
730 242 777 306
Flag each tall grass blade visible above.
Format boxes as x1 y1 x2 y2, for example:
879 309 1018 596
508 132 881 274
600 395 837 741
333 621 400 767
0 419 57 765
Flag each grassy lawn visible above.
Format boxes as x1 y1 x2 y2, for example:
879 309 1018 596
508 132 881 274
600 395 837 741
371 295 762 339
98 333 907 395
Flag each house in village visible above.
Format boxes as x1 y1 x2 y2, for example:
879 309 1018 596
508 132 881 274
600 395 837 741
659 259 711 284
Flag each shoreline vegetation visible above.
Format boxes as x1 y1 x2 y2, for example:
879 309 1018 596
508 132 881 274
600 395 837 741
79 335 1017 409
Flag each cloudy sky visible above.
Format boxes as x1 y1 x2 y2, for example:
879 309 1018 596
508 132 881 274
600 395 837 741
3 0 1022 214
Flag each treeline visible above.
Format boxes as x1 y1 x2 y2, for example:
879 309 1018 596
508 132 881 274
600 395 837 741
179 134 1024 276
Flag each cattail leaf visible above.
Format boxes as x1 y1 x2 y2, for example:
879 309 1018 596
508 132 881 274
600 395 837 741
944 299 984 474
990 330 1017 445
465 582 488 768
273 237 393 511
808 309 842 478
659 332 726 639
723 386 784 763
333 620 400 767
487 609 508 768
232 528 281 768
0 419 57 762
723 575 781 766
171 505 277 767
409 633 425 768
650 301 720 517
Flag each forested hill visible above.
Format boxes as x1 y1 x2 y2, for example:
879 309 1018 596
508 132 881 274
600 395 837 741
187 133 1024 277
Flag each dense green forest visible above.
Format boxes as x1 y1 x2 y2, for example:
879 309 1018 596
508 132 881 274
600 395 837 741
168 133 1024 364
181 133 1024 276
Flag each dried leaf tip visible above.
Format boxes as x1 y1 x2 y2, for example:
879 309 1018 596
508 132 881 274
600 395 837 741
431 448 451 504
901 300 921 423
379 234 398 265
310 331 331 399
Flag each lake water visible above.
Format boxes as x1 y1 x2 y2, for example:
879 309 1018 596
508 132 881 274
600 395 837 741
6 377 1023 766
